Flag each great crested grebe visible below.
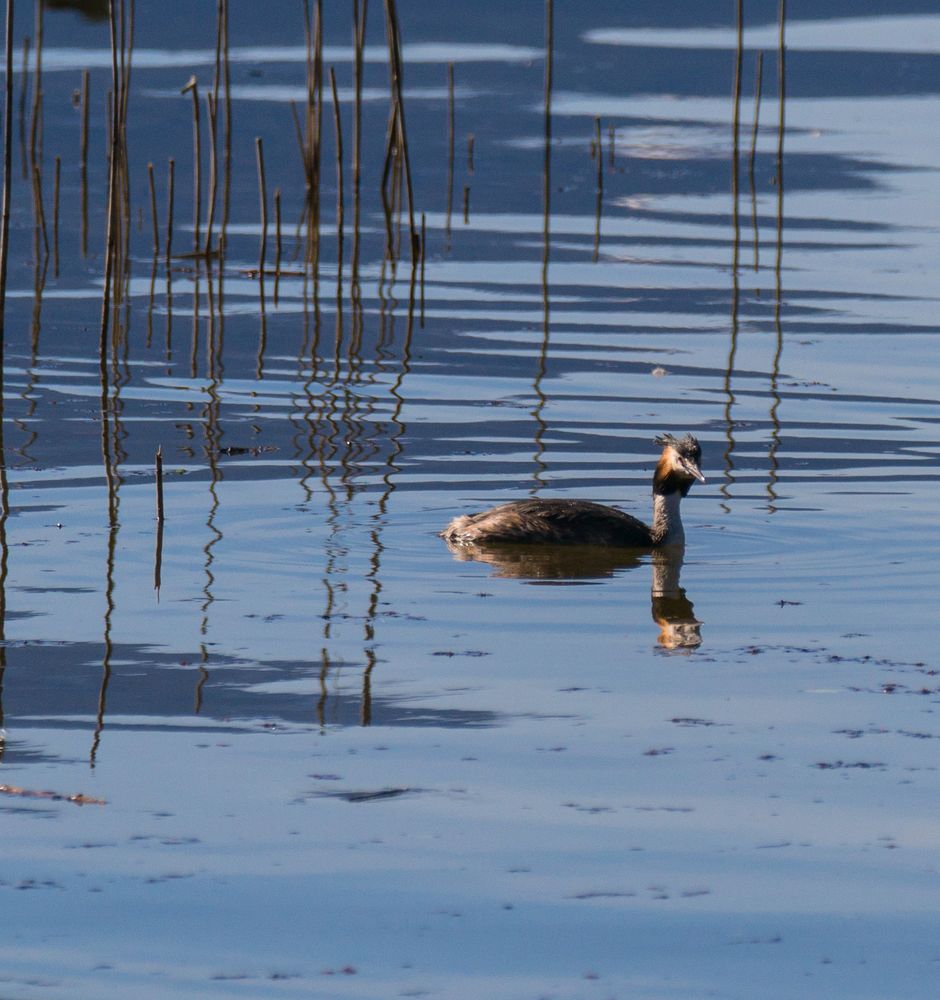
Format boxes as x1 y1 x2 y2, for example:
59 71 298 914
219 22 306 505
441 433 705 548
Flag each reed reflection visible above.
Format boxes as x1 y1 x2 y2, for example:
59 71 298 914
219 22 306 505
530 0 553 494
0 444 6 760
350 0 365 300
748 52 763 273
0 0 11 760
767 0 786 510
91 322 123 767
16 253 46 465
591 114 602 261
445 61 454 242
722 0 744 512
444 541 702 651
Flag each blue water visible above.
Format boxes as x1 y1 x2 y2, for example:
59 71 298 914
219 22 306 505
1 3 939 997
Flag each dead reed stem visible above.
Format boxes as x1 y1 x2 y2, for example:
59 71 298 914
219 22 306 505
147 161 159 254
181 76 201 254
218 0 232 261
351 0 366 294
329 66 344 280
379 100 398 252
165 157 174 262
776 0 786 192
28 0 41 169
99 1 120 349
31 165 47 259
154 444 164 591
383 0 417 261
99 0 133 326
302 0 323 281
775 0 786 284
255 135 267 279
155 445 165 521
391 139 403 259
98 0 124 529
731 0 743 281
289 100 306 164
542 0 553 245
154 513 163 593
211 0 223 109
204 91 217 257
118 0 133 134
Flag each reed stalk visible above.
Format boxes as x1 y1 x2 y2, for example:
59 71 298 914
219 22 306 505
204 91 217 257
28 0 41 169
181 76 200 254
147 161 159 254
165 157 174 262
155 445 165 521
383 0 417 261
351 0 366 292
32 163 48 260
255 136 267 278
329 66 344 276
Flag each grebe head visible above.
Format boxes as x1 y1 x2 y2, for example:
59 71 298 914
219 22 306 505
653 433 705 494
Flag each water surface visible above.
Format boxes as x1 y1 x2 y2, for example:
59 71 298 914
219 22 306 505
1 3 939 998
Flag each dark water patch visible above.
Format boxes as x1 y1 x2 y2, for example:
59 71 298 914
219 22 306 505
14 585 95 594
633 805 695 813
308 786 419 804
0 640 504 735
569 890 637 900
813 761 887 770
0 737 73 766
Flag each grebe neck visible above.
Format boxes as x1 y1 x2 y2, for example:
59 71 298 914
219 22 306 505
651 488 685 546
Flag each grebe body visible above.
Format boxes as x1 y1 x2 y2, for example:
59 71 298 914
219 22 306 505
441 434 704 549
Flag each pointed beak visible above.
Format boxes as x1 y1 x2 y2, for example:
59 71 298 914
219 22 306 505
683 460 706 484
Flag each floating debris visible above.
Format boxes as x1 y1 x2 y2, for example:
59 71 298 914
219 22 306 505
0 783 106 806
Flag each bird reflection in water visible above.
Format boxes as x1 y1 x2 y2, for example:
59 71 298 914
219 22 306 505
650 549 702 651
444 540 702 651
